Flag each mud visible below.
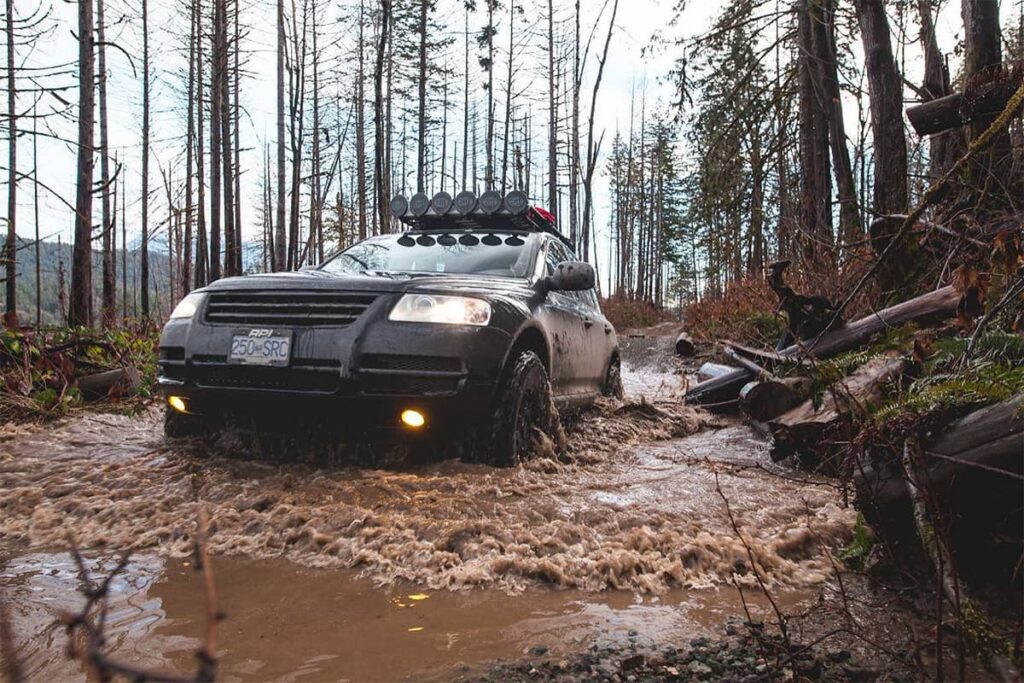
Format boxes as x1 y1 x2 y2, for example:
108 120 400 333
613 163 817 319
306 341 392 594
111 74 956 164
0 550 815 682
0 348 860 679
0 399 851 594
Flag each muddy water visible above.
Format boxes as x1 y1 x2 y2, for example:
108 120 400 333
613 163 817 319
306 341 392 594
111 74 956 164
0 361 855 680
1 550 814 682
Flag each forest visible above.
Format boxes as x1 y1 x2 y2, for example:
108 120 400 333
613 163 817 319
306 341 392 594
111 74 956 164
0 0 1021 324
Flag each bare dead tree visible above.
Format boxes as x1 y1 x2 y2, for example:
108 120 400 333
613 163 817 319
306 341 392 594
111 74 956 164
68 0 96 327
141 0 152 317
579 0 618 263
373 0 392 233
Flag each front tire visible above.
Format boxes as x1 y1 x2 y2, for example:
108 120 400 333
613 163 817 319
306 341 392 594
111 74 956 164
487 351 557 466
602 356 624 399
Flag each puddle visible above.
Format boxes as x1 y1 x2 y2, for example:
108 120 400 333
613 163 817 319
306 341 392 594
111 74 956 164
0 550 815 682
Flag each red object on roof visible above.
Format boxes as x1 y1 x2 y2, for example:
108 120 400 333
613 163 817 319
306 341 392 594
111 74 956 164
531 206 556 226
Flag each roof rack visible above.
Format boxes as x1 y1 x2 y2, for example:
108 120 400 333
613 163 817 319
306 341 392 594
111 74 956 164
390 190 571 247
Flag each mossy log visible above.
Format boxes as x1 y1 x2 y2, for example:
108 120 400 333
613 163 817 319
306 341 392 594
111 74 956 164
686 286 958 410
739 377 814 423
768 356 911 463
854 395 1024 505
674 333 696 357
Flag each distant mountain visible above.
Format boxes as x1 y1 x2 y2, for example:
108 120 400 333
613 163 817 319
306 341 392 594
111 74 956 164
11 236 174 326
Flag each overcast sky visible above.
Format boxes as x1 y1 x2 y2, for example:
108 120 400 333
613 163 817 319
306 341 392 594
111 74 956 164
5 0 1007 289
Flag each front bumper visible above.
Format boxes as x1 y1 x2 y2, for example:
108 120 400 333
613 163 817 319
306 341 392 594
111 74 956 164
158 296 512 432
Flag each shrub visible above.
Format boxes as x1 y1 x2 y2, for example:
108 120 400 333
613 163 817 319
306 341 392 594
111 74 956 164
600 297 675 331
683 278 783 347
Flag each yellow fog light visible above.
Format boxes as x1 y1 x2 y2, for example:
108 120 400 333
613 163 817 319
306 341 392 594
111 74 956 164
401 409 426 428
168 395 188 414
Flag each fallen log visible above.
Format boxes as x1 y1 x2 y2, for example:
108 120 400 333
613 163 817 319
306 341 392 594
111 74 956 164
854 395 1024 506
674 333 696 357
686 286 959 409
768 356 911 463
906 81 1017 136
77 367 141 400
722 340 794 368
739 377 813 423
723 348 773 380
696 362 737 383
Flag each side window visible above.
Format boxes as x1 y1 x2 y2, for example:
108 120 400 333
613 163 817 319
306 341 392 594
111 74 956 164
544 240 569 276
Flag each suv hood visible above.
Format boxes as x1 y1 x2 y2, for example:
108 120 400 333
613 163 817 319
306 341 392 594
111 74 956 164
202 270 534 297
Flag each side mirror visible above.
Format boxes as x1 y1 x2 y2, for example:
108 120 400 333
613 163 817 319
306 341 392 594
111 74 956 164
548 261 595 292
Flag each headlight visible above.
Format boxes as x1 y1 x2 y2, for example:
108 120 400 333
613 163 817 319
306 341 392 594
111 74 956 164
389 294 491 326
169 292 206 320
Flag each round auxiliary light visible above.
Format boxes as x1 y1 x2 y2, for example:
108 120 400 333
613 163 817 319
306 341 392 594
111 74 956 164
503 190 530 215
478 191 502 215
453 191 478 215
409 193 430 217
389 195 409 218
401 409 426 429
168 395 188 414
430 191 453 215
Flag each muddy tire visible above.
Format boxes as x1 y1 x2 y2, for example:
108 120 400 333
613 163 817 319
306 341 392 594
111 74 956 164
486 351 557 467
602 356 624 399
164 406 210 439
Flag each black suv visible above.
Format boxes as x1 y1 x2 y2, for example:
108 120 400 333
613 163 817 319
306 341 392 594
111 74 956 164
158 191 620 464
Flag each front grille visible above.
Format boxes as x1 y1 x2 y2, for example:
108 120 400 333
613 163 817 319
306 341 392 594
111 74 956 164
204 291 378 327
193 365 339 393
359 354 463 373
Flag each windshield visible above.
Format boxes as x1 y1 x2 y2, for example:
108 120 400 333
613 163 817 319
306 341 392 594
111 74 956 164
320 232 539 278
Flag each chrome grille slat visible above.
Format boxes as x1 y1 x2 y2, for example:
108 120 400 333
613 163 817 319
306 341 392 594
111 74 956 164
204 290 377 327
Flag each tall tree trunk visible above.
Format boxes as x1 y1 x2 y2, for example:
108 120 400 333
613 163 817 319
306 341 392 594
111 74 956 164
195 0 209 288
795 0 832 267
4 0 16 326
232 0 242 274
484 0 495 190
961 0 1013 201
209 0 222 281
184 0 197 295
356 0 367 240
220 0 236 277
310 0 322 263
580 0 619 264
69 0 96 327
818 0 859 257
462 5 470 190
33 108 40 327
546 0 557 220
140 0 151 317
98 0 115 326
500 0 514 193
274 0 287 270
855 0 910 293
374 0 392 232
917 0 960 180
416 0 428 193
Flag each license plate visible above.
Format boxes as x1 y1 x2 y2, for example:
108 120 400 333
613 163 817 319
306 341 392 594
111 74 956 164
229 329 292 366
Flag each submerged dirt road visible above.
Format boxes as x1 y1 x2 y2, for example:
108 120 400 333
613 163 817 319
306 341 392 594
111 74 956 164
0 335 857 681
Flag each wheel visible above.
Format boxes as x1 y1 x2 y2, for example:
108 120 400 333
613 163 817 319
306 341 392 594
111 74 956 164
602 356 624 399
487 351 557 466
164 405 211 439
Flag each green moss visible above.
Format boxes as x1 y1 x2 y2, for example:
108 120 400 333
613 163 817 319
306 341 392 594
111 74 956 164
838 514 874 570
874 362 1024 423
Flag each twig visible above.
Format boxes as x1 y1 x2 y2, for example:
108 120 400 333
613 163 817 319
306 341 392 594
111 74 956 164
61 511 220 683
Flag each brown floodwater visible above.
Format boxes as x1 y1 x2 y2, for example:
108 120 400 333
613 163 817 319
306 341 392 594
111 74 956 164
0 359 854 680
1 550 815 682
